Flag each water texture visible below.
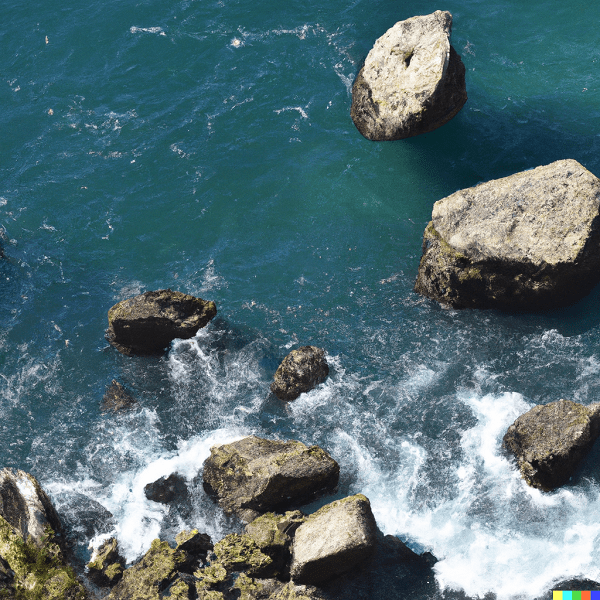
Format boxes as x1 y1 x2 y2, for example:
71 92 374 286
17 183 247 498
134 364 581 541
3 0 600 597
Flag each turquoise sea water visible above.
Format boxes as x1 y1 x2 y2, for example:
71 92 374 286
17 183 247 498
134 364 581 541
3 0 600 597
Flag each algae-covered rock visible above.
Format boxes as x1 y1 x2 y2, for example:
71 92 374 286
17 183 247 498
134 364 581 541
213 534 273 578
414 160 600 310
87 537 125 587
102 380 136 412
106 289 217 355
503 399 600 491
203 436 339 523
175 530 212 560
270 347 329 402
290 494 377 585
351 11 467 140
107 538 191 600
234 573 327 600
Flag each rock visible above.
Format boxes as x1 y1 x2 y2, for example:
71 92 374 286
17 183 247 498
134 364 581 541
270 347 329 401
350 11 467 141
233 574 327 600
290 494 377 585
102 380 136 411
87 537 125 587
414 159 600 310
175 530 213 561
244 511 305 578
213 534 273 578
145 474 188 504
503 399 600 491
0 469 89 599
106 289 217 356
203 436 339 523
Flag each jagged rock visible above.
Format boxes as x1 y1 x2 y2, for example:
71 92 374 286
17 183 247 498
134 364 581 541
233 574 327 600
106 289 217 356
270 347 329 401
87 537 126 587
0 469 89 599
103 380 136 411
145 474 188 504
213 534 273 578
351 11 467 141
203 436 339 523
290 494 377 585
414 159 600 310
244 511 305 578
175 530 213 561
503 399 600 491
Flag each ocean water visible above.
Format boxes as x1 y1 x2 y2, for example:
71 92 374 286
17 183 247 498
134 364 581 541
3 0 600 597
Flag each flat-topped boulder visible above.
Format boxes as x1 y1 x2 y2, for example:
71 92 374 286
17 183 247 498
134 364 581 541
351 11 467 140
415 160 600 310
203 436 339 523
106 289 217 355
271 346 329 401
503 399 600 491
290 494 378 585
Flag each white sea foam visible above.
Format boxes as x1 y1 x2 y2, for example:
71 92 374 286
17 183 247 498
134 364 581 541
130 26 166 36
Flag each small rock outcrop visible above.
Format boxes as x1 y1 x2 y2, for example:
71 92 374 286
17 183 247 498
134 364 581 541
144 473 188 504
87 537 126 587
0 468 89 599
102 380 136 411
271 346 329 401
290 494 377 585
106 289 217 355
414 160 600 310
351 11 467 141
503 399 600 491
203 436 339 523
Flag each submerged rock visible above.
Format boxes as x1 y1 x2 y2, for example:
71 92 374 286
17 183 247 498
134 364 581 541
87 537 125 587
290 494 377 585
414 160 600 310
102 380 136 412
106 289 217 356
203 436 339 523
0 469 89 599
503 399 600 491
144 473 188 504
351 11 467 141
270 346 329 401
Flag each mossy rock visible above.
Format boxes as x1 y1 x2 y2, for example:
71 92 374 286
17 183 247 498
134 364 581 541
213 534 273 578
270 347 329 401
87 537 125 587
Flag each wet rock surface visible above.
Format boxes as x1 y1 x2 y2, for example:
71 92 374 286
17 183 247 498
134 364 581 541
270 346 329 401
106 289 217 355
102 380 136 412
290 494 377 585
503 399 600 491
351 11 467 140
414 159 600 310
203 436 339 523
144 473 188 504
87 537 125 588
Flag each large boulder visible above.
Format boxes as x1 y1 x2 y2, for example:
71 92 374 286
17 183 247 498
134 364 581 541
290 494 377 585
144 473 188 504
503 399 600 491
203 436 339 523
106 289 217 355
414 160 600 310
0 469 89 599
270 346 329 401
351 11 467 141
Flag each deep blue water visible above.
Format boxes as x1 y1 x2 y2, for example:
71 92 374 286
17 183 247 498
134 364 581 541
3 0 600 597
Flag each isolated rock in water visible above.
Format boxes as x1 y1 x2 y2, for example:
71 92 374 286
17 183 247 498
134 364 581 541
503 399 600 491
414 159 600 310
271 346 329 401
290 494 377 585
203 436 339 523
106 289 217 355
102 380 136 411
87 537 125 587
0 469 89 599
351 11 467 140
144 473 188 504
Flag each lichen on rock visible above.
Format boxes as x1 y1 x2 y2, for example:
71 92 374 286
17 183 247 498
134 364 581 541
270 347 329 402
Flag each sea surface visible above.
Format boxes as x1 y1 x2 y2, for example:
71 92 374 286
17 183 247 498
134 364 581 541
3 0 600 598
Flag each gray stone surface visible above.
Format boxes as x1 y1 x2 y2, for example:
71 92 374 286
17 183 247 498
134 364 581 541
290 494 377 585
351 11 467 140
414 159 600 309
203 436 339 523
270 346 329 401
503 399 600 491
106 289 217 355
